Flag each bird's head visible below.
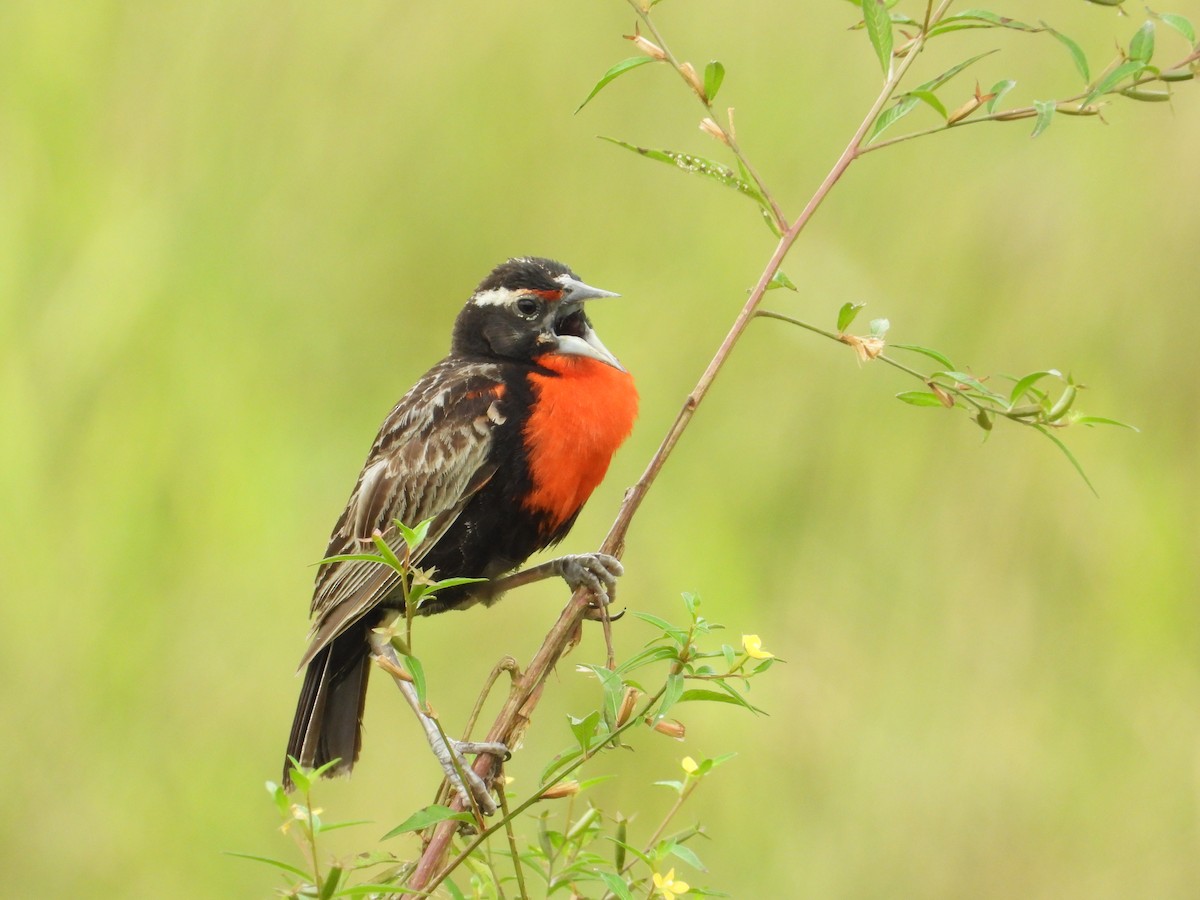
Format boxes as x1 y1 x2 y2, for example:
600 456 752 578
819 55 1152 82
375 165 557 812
452 257 625 371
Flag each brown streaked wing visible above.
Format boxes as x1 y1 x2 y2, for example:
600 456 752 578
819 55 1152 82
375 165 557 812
298 359 505 667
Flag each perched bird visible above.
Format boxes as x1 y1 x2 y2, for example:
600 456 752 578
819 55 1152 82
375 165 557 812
284 257 638 801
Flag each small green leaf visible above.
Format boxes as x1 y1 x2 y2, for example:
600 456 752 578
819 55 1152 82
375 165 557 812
1121 87 1171 101
225 852 313 880
576 56 657 114
916 50 999 93
890 343 955 369
896 391 948 407
1074 415 1139 431
678 688 764 713
934 370 1007 402
400 653 427 707
986 79 1017 113
583 664 626 724
907 89 948 119
861 0 894 74
1031 99 1056 138
1045 26 1090 83
704 60 726 101
1157 13 1196 43
1083 60 1149 105
1008 369 1062 406
869 96 921 141
1129 20 1156 64
666 842 708 871
598 872 635 900
598 138 770 213
657 672 685 719
837 302 866 332
1033 425 1097 496
868 317 890 338
767 270 798 292
569 710 602 751
380 805 473 840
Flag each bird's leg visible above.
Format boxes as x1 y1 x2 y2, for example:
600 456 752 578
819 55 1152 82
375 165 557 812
368 626 508 816
486 553 624 618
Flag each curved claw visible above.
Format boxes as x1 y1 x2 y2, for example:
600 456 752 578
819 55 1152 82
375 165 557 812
583 604 626 623
557 552 624 604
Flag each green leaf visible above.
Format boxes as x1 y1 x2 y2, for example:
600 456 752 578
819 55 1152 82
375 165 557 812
400 653 427 707
767 270 798 292
576 56 657 114
224 852 313 880
916 50 999 93
569 710 602 751
869 96 921 141
907 89 948 119
986 79 1017 113
317 865 343 900
1031 99 1055 138
632 611 690 646
666 842 708 871
890 343 955 369
837 302 866 332
678 688 762 712
896 391 947 407
1045 26 1090 83
598 872 635 900
1157 13 1196 43
704 60 726 101
380 805 474 840
396 518 431 554
598 138 769 211
428 575 487 592
1129 21 1156 64
861 0 894 74
614 644 680 675
444 879 467 900
1033 425 1097 496
1008 369 1062 406
1083 60 1149 105
869 317 890 339
657 672 685 719
541 746 585 784
583 664 626 724
1074 415 1139 431
333 885 422 897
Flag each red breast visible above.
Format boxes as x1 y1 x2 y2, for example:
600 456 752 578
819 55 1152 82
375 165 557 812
522 353 638 531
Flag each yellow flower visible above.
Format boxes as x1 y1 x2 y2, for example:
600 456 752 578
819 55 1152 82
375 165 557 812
741 634 774 660
681 756 699 775
653 868 690 896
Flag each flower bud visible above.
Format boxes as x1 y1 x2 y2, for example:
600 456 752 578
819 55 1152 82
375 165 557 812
699 117 728 144
617 686 641 727
647 717 686 740
679 62 705 97
539 780 581 800
624 29 667 61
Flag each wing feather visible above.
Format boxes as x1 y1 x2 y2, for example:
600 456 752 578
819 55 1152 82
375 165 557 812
298 359 505 666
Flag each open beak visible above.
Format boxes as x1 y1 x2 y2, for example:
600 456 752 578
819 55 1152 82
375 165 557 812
544 277 625 371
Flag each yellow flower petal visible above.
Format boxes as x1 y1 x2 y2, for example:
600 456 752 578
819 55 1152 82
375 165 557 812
672 879 690 894
742 633 774 660
681 756 698 774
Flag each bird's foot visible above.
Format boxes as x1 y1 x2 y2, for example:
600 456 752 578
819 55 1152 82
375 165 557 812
435 738 509 817
552 552 623 605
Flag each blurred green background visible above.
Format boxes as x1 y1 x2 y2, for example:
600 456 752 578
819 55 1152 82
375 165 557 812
3 1 1198 897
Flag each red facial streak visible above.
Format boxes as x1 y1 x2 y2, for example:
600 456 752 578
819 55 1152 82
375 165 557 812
522 355 638 531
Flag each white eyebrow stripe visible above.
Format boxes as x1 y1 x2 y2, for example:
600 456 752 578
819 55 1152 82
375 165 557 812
472 287 520 306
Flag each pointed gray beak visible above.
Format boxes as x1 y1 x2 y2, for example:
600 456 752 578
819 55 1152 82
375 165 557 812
557 276 620 304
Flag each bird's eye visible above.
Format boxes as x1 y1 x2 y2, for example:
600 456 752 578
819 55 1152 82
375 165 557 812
515 296 540 317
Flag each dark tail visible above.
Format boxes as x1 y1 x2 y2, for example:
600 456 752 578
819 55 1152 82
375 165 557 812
283 626 371 789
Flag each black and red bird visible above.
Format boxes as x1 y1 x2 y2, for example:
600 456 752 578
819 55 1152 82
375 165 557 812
284 257 638 790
